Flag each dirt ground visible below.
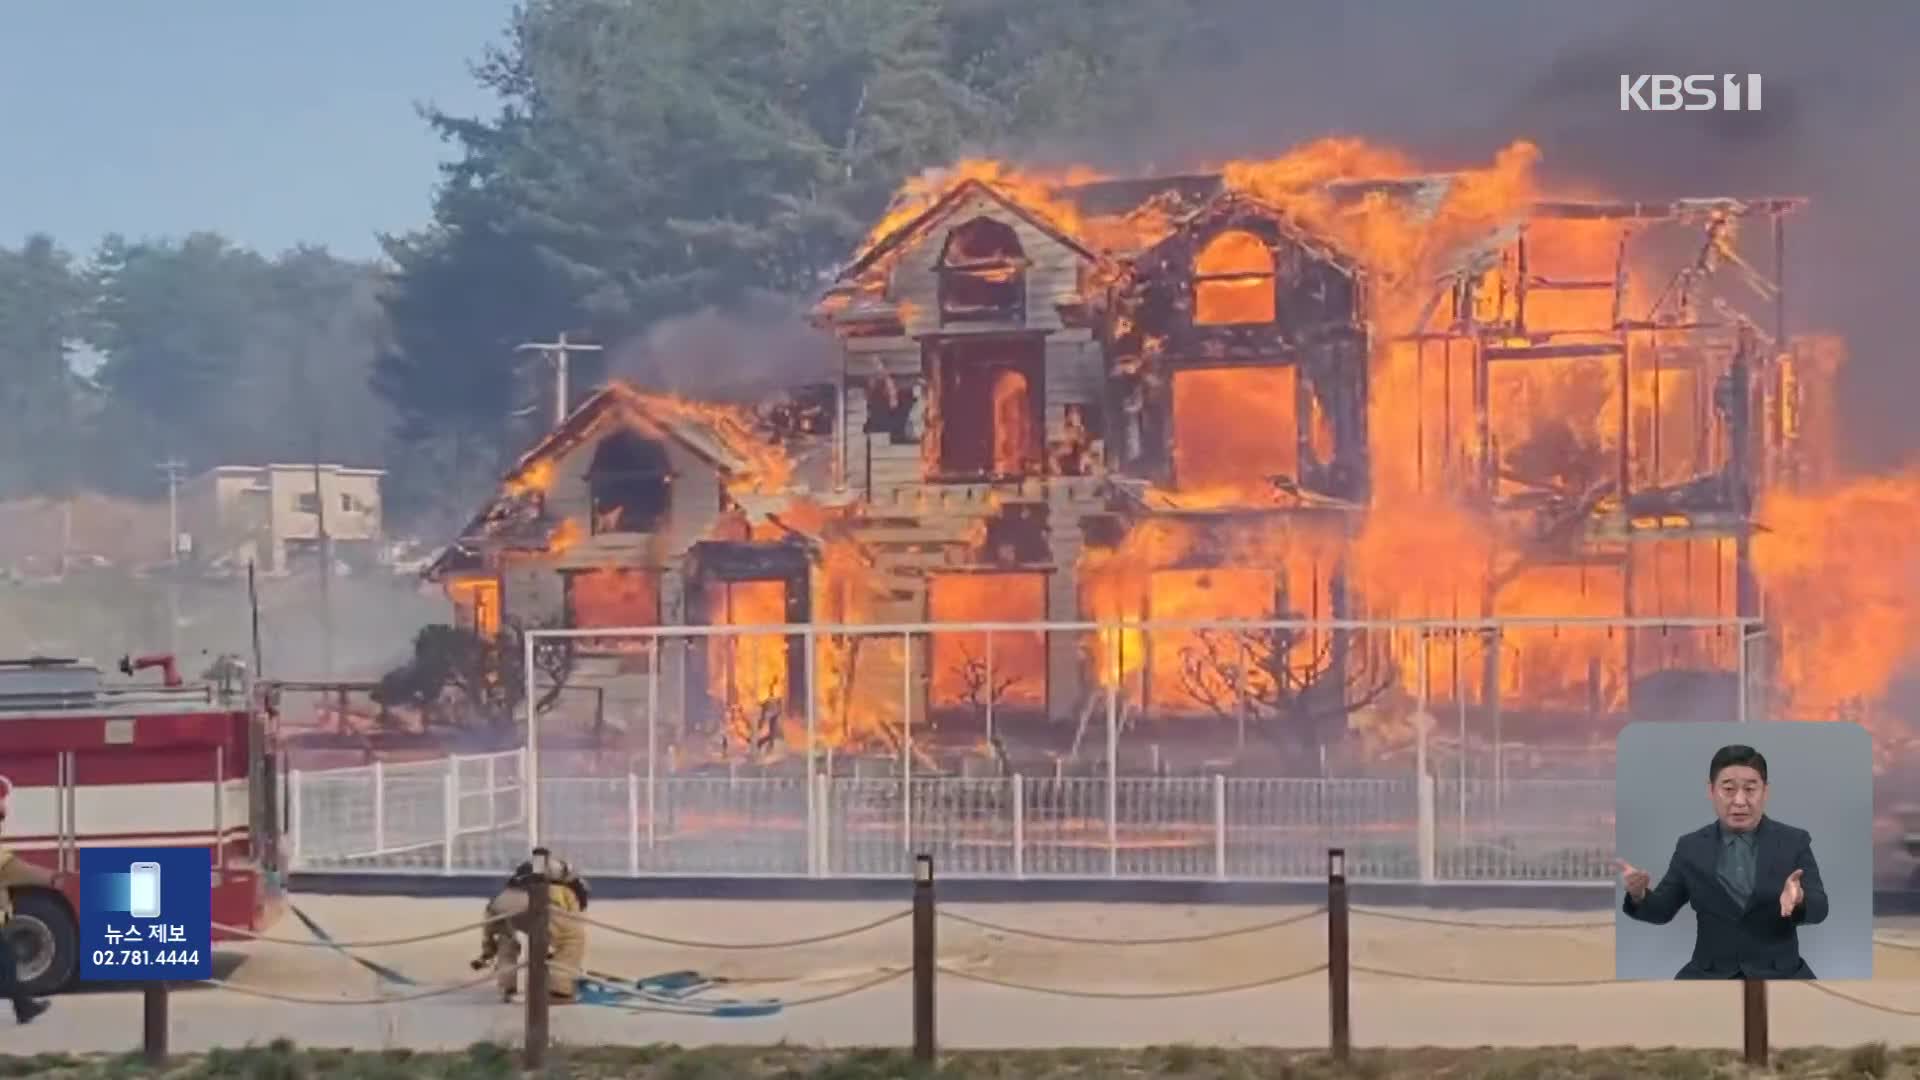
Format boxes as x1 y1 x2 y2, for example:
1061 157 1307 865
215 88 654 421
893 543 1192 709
12 896 1920 1057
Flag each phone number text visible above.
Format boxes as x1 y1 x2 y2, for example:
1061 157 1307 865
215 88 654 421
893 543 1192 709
90 950 202 967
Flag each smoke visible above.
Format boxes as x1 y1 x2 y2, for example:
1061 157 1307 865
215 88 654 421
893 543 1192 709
1052 0 1920 469
605 292 838 403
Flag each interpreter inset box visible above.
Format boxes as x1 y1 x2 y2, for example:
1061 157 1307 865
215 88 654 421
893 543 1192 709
1613 721 1872 981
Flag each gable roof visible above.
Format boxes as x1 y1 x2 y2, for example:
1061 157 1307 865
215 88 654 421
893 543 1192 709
422 381 778 579
503 380 758 485
836 178 1102 283
1137 189 1365 278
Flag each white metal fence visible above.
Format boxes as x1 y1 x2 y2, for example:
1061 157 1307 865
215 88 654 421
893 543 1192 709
288 757 1613 884
287 748 528 873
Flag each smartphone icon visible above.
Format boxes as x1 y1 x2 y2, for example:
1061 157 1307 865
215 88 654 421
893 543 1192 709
128 862 162 919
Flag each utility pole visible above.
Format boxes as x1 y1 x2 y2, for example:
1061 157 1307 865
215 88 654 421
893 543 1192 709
155 459 187 654
311 456 334 680
516 332 603 426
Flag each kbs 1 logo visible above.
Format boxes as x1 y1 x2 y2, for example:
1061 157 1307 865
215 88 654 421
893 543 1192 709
1619 74 1763 112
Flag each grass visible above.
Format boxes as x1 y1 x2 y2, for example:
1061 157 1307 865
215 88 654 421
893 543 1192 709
4 1042 1920 1079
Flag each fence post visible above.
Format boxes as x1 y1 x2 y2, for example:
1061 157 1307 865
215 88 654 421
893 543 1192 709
524 866 551 1071
485 754 498 830
1213 774 1227 881
442 761 458 875
1742 978 1768 1066
627 763 641 876
1416 767 1437 886
1011 773 1024 880
912 853 936 1065
1327 848 1351 1063
286 768 302 870
142 982 168 1065
814 771 831 877
371 760 387 855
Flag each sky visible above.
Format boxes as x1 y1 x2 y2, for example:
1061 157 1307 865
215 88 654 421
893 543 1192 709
0 2 516 261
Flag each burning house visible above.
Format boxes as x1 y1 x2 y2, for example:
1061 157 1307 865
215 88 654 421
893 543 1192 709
429 141 1866 773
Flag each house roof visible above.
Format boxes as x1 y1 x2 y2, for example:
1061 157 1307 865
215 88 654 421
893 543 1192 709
835 178 1102 283
502 380 761 485
422 381 780 580
1128 189 1366 278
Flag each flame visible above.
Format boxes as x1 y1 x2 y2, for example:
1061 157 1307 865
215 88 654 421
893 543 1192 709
928 573 1048 710
1755 467 1920 719
851 159 1104 269
706 579 791 748
601 382 796 495
546 517 583 554
506 458 554 497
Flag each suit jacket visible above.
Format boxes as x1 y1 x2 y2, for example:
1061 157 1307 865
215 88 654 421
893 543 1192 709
1622 815 1828 979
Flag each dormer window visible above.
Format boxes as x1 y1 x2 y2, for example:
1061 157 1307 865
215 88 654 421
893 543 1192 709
586 431 672 534
938 217 1027 324
1193 229 1276 325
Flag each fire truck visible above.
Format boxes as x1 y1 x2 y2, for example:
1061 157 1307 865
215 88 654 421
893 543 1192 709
0 655 286 995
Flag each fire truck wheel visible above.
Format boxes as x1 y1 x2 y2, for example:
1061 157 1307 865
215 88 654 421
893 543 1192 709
7 890 77 996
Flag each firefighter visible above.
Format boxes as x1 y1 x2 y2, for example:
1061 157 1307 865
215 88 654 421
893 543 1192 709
471 851 591 1002
0 795 53 1024
471 860 536 1002
535 848 590 1001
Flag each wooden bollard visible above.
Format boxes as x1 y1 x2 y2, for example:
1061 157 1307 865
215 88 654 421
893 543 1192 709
1328 848 1351 1063
912 853 936 1065
525 868 552 1071
1742 978 1768 1066
142 982 168 1065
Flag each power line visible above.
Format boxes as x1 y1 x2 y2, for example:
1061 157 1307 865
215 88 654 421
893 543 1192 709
516 332 604 426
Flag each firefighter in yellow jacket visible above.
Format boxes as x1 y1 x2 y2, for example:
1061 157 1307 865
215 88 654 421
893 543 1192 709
540 849 590 1000
471 861 535 1001
471 850 590 1002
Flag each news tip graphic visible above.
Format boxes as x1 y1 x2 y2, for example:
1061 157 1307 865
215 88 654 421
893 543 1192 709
78 847 213 981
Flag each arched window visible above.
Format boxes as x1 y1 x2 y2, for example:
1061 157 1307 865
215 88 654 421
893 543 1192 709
938 217 1027 323
586 431 673 534
1193 230 1276 325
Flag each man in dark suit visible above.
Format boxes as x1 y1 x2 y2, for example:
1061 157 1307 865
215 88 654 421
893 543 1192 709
1618 743 1828 979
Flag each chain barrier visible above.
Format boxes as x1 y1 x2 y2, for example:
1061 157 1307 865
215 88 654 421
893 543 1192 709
190 963 528 1006
212 913 514 949
938 905 1328 946
1352 963 1616 988
937 961 1329 1000
1799 981 1920 1017
555 907 913 950
1347 907 1613 931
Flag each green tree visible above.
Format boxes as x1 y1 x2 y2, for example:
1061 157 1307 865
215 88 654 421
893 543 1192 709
86 234 391 489
0 235 93 495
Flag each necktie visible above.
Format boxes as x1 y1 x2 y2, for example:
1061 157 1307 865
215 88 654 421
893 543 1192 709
1719 832 1755 908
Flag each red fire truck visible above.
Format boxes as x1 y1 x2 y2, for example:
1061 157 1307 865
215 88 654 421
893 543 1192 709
0 655 286 994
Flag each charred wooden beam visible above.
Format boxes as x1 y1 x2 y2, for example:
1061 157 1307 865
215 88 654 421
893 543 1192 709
1483 343 1625 362
1531 198 1805 220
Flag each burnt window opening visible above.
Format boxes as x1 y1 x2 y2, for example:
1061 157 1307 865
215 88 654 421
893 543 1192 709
1193 229 1277 326
586 430 673 534
931 337 1045 478
863 372 922 445
938 217 1028 324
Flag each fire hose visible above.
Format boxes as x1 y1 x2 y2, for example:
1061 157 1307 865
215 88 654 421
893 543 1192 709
267 896 791 1016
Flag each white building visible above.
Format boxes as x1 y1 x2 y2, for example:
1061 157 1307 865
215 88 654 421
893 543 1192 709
184 464 385 574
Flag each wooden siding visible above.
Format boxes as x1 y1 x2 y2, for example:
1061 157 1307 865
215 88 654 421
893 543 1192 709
886 190 1086 337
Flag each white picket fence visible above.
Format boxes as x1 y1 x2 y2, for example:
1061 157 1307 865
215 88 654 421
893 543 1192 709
285 750 1614 884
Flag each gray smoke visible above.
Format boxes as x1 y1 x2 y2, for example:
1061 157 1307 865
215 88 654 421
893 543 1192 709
606 292 838 404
